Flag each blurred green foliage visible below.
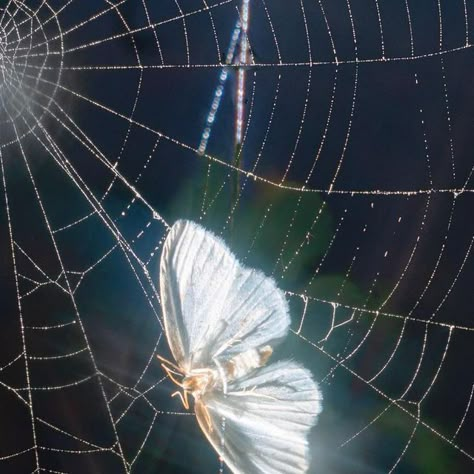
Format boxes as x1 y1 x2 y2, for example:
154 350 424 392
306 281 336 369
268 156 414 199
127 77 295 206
167 157 333 290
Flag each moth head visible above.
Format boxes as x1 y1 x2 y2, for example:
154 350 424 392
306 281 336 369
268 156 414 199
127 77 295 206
183 370 215 395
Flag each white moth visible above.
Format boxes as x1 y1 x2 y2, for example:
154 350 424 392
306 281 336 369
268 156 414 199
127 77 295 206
158 220 322 473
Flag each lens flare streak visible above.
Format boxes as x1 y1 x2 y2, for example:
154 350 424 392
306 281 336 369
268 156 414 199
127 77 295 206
235 0 251 146
198 20 242 156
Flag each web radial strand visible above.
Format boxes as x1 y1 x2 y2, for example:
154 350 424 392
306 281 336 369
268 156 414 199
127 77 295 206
0 1 473 473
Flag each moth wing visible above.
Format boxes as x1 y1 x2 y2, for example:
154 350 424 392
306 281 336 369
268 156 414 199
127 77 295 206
195 361 322 474
159 220 290 369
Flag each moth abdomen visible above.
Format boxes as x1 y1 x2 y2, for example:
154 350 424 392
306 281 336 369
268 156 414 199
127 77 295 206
224 345 273 381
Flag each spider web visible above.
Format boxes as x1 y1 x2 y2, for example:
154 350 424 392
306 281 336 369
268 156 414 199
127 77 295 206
0 0 473 473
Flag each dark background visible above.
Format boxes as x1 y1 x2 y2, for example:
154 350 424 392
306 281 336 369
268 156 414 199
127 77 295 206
0 1 473 473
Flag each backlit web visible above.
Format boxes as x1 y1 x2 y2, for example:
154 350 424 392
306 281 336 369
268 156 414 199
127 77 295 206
0 1 473 473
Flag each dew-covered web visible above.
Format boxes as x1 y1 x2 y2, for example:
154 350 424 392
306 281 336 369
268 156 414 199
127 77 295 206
0 0 473 473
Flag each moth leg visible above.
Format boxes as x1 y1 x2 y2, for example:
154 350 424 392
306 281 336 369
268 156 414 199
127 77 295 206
157 354 183 373
163 364 183 378
201 404 213 433
160 362 185 388
171 390 190 410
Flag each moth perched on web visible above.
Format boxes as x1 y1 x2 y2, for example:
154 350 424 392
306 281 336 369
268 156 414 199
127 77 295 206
158 220 322 473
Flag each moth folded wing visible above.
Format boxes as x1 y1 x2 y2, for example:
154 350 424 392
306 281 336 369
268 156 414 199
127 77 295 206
195 361 323 474
160 219 290 369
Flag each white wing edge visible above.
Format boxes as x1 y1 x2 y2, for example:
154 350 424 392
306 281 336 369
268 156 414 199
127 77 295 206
159 220 189 365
